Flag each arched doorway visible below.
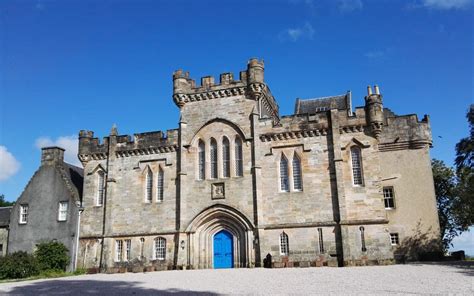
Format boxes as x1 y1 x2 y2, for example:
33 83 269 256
213 230 233 268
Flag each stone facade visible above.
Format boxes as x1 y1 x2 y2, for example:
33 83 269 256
8 147 84 271
0 207 11 256
77 59 440 272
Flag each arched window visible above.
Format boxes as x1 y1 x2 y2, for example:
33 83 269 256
210 138 218 179
145 167 153 202
154 237 166 260
351 147 364 185
280 232 289 255
97 171 105 206
292 154 302 191
280 154 289 192
198 140 205 180
235 137 243 177
157 167 164 202
222 137 230 178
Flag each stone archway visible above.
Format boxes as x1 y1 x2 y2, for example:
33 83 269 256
185 204 255 269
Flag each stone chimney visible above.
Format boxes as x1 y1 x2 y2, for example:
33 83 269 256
41 147 65 166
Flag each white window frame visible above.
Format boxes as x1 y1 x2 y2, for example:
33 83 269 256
350 147 364 186
390 233 400 245
115 240 123 262
280 232 289 255
58 201 68 221
157 167 164 202
97 171 105 206
125 239 131 261
154 237 166 260
383 187 395 209
19 204 28 224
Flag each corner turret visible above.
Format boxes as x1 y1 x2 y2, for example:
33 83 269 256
365 85 384 139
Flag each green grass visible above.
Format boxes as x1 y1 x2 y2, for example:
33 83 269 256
0 269 86 284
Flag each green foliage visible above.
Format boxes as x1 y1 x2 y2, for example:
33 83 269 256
73 268 87 275
0 194 14 207
34 241 70 272
0 251 39 280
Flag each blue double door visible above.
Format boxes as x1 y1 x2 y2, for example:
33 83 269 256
213 230 234 269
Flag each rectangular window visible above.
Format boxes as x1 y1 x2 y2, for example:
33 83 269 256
58 201 68 221
390 233 399 245
97 172 105 206
19 204 28 224
235 138 243 177
383 187 395 209
280 232 289 255
125 239 131 261
318 228 324 253
154 238 166 260
157 168 164 202
351 147 364 186
115 240 123 262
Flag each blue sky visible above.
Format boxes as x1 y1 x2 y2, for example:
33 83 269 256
0 0 472 253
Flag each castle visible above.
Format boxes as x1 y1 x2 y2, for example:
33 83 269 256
76 59 440 271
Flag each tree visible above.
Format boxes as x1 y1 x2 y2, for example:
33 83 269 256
0 194 14 207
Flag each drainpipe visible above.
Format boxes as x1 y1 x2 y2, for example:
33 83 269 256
73 204 84 271
98 136 111 272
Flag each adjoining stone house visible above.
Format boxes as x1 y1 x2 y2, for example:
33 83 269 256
0 206 11 256
77 59 440 272
8 147 84 271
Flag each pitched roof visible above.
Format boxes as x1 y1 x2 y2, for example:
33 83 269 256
294 92 352 115
0 207 12 227
58 163 84 202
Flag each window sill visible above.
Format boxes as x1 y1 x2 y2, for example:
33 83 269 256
385 207 396 210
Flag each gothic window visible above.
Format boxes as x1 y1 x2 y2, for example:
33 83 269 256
222 137 230 178
157 167 164 202
280 232 289 255
145 167 153 202
198 140 205 180
154 237 166 260
19 204 28 224
235 137 243 177
115 240 123 262
292 154 303 191
390 233 399 245
351 147 364 186
210 138 218 179
280 154 289 192
383 187 395 209
97 171 105 206
359 226 367 252
58 201 68 221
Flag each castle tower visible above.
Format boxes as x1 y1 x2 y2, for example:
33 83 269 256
365 85 384 139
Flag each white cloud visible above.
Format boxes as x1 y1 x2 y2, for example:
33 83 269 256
279 22 315 42
365 50 385 59
422 0 472 9
35 135 80 166
0 146 21 181
450 227 474 256
338 0 363 12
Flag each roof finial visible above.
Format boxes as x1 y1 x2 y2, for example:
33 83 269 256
110 123 118 136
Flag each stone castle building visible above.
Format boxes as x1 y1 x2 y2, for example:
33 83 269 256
77 59 440 272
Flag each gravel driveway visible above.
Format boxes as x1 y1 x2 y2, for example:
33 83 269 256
0 262 472 295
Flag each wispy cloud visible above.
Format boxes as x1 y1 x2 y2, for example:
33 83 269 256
410 0 472 10
338 0 363 12
0 146 20 181
279 22 315 42
35 135 80 166
364 51 385 59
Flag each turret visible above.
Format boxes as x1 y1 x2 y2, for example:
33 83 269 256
365 85 384 139
247 58 264 84
173 70 195 107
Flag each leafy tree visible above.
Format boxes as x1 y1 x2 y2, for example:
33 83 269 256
35 241 70 271
0 194 14 207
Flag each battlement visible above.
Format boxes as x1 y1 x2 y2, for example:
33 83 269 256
78 129 179 162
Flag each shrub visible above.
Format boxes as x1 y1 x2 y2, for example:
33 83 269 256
0 251 40 279
35 241 70 272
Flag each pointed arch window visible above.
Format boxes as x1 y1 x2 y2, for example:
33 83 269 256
292 154 303 191
351 147 364 186
280 232 289 255
145 167 153 202
157 167 164 202
235 137 243 177
280 154 289 192
210 138 218 179
198 140 205 180
154 237 166 260
97 171 105 206
222 137 230 178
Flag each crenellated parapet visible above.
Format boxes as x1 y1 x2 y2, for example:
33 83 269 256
378 111 432 151
172 58 280 124
78 129 179 164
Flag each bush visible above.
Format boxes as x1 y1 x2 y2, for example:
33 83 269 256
0 251 40 279
35 241 70 272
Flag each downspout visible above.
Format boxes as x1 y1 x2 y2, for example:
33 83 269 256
73 204 84 272
98 136 111 272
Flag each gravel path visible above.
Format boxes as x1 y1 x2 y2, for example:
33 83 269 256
0 263 472 295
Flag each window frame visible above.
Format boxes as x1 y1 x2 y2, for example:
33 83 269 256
292 153 303 191
115 240 123 262
97 171 105 206
124 239 131 261
234 137 243 177
157 166 164 202
210 138 218 179
198 140 206 180
279 154 290 192
19 204 28 224
383 187 396 209
145 167 153 203
350 146 364 186
154 237 166 261
390 233 400 246
58 201 68 222
222 137 230 178
279 232 289 256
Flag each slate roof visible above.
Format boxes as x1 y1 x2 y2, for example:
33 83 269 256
294 92 351 115
0 207 12 227
59 163 84 202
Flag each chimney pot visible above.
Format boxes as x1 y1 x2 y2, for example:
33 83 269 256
367 86 372 95
374 85 380 95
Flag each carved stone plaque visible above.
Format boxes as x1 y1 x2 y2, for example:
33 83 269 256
211 183 225 199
